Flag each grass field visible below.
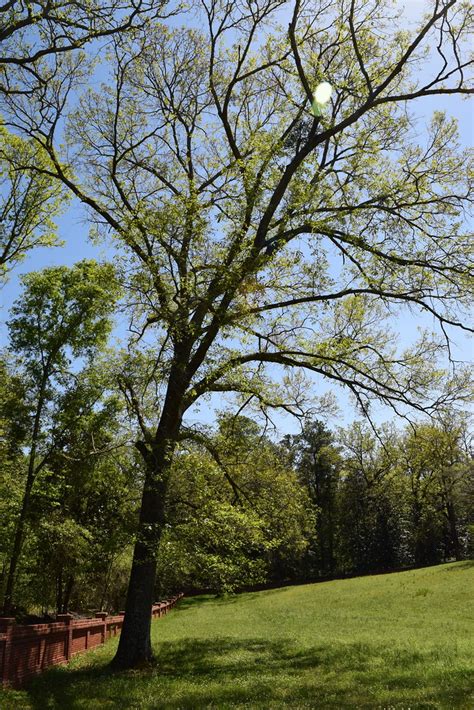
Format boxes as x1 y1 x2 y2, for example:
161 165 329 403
2 561 473 709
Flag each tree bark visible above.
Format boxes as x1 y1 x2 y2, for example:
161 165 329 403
111 374 185 669
110 467 169 668
3 373 48 614
110 542 158 667
3 478 34 613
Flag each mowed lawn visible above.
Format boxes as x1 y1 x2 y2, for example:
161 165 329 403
2 562 473 709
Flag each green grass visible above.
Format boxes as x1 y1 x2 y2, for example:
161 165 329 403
2 562 473 709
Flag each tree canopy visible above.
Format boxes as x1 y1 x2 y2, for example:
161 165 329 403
0 0 170 93
0 126 66 283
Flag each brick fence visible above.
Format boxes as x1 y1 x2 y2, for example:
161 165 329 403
0 594 183 688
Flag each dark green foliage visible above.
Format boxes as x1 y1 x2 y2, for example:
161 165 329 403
283 421 341 577
157 416 314 595
285 417 472 580
336 472 404 573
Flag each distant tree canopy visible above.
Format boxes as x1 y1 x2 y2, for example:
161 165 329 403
284 420 342 576
1 260 120 613
0 0 472 668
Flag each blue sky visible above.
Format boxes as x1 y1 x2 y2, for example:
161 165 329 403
1 0 472 435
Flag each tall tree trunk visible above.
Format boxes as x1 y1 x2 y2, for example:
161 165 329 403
327 503 335 574
111 468 168 669
445 499 462 561
412 498 425 566
111 381 184 669
3 374 47 614
3 475 35 613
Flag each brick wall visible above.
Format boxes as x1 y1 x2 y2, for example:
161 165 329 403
0 594 183 688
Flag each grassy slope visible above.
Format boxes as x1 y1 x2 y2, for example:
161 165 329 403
2 561 473 709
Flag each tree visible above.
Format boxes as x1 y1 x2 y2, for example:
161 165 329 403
2 260 119 613
0 126 66 283
0 0 171 96
212 418 314 584
0 356 29 597
24 364 138 614
1 0 472 666
159 454 272 595
337 422 403 573
159 415 313 593
284 420 341 576
398 418 472 565
333 418 473 573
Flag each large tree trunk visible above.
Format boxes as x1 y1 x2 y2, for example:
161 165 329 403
111 377 184 669
110 539 158 667
111 468 168 668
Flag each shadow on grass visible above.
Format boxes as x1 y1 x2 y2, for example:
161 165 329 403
22 636 473 709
